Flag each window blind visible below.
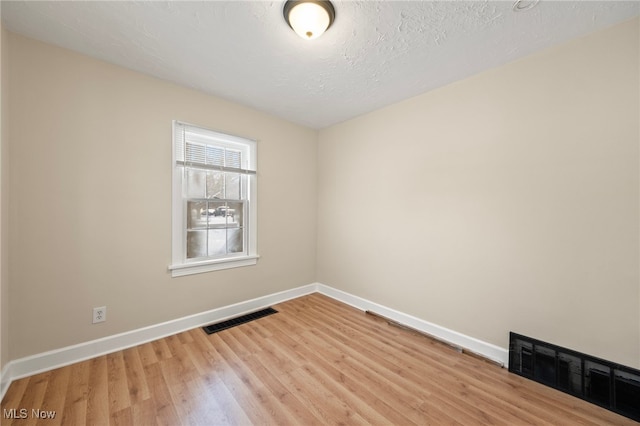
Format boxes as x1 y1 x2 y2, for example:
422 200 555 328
174 121 256 175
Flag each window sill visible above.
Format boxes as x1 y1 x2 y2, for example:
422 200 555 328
169 255 259 277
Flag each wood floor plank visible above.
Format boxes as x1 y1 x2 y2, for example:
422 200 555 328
166 377 228 426
130 397 158 426
150 338 173 361
240 354 324 425
135 341 159 367
296 328 449 424
206 332 302 425
19 372 51 426
142 362 183 426
270 326 416 425
122 346 151 405
2 293 637 425
198 372 254 425
110 406 133 426
301 323 471 424
297 361 397 425
1 376 30 425
278 365 371 425
36 365 70 426
85 356 109 426
59 360 90 426
107 351 131 414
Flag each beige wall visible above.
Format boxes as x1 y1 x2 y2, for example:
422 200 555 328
7 33 317 359
318 18 640 367
0 24 7 373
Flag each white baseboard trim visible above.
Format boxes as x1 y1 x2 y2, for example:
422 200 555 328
315 283 509 367
1 282 508 402
0 362 11 401
0 283 317 402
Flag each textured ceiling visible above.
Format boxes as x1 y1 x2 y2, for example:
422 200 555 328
2 1 638 129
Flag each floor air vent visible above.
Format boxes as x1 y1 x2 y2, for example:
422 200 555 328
509 332 640 422
202 307 278 335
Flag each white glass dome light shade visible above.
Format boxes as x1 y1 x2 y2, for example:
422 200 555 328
284 1 336 40
288 3 329 39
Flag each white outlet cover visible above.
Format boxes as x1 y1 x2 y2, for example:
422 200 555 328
93 306 106 324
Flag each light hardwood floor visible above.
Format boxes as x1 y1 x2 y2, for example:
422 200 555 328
1 293 637 425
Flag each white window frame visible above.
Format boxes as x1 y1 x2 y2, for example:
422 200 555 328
169 121 258 277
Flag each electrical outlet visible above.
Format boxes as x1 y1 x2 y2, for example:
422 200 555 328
93 306 106 324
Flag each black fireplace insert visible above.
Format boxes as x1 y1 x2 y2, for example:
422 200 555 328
509 332 640 422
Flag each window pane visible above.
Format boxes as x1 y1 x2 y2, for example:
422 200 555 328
206 171 224 199
225 149 241 168
227 228 243 253
206 201 229 229
207 229 227 257
206 146 224 167
186 169 206 199
225 172 241 200
226 202 243 227
185 143 206 165
187 201 208 229
187 230 207 258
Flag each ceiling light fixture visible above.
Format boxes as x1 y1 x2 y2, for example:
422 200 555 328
512 0 540 12
283 0 335 40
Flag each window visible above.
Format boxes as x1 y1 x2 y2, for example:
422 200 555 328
169 121 258 277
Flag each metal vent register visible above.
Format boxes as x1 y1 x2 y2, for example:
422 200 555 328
203 307 278 335
509 332 640 422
